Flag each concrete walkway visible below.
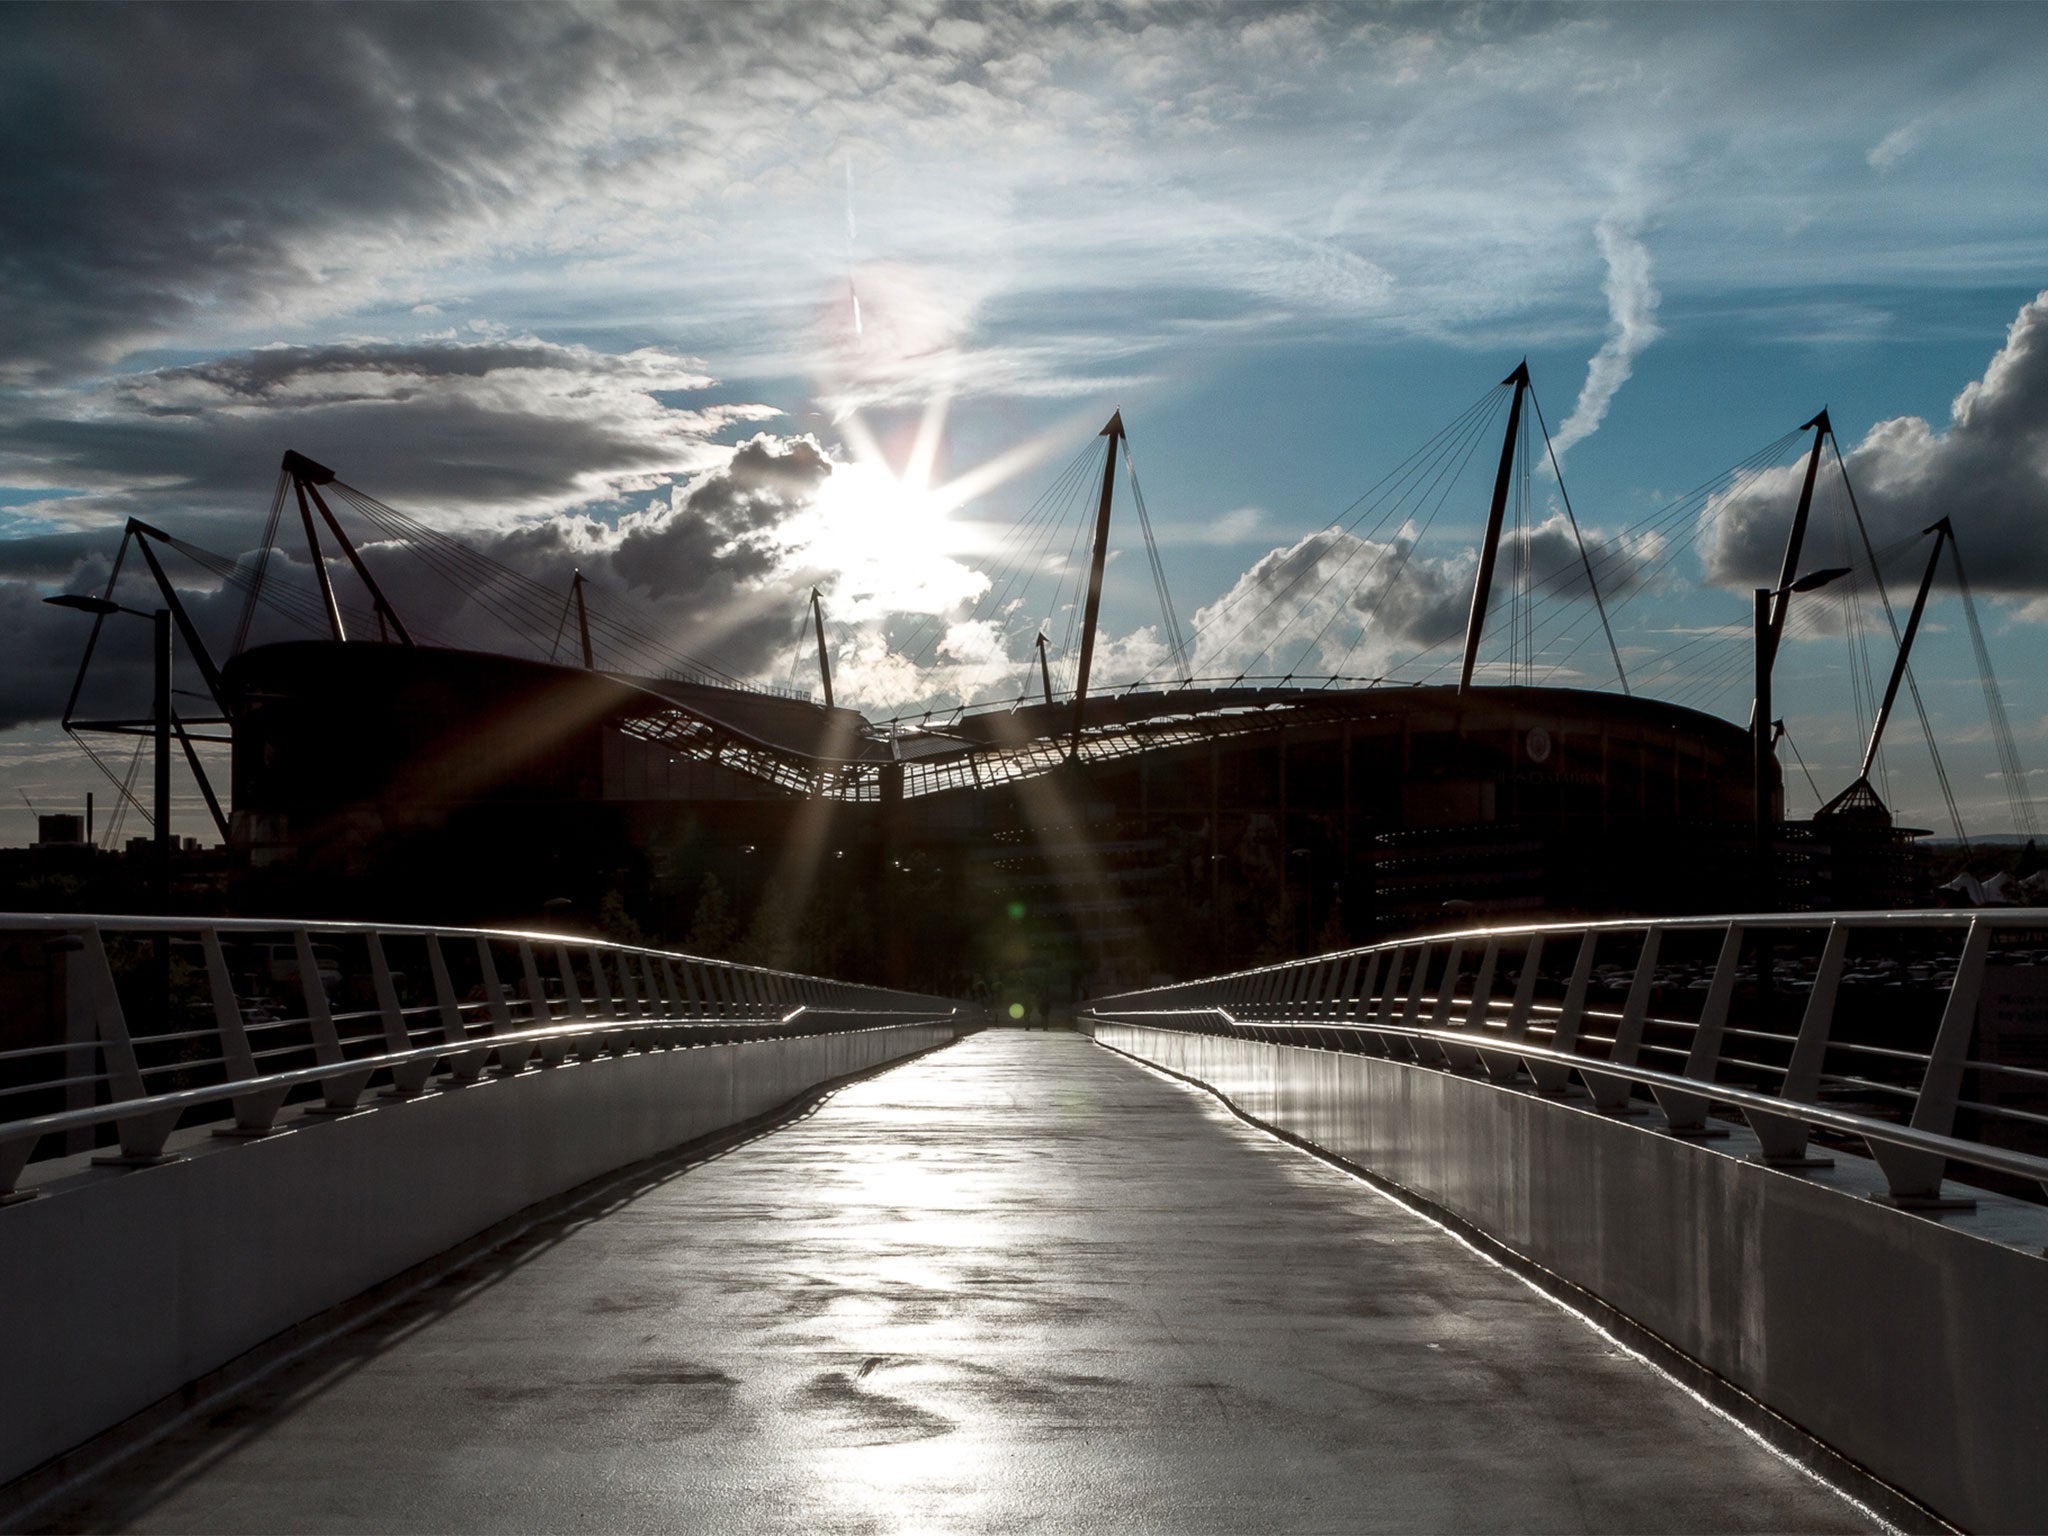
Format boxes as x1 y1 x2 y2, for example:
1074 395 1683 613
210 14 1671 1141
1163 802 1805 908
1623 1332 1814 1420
35 1031 1869 1534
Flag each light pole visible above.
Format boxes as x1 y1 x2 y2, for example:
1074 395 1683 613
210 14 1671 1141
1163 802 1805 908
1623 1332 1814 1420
1753 566 1851 910
45 594 173 916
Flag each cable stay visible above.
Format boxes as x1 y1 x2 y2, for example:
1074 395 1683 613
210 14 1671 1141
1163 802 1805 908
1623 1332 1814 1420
1815 519 1950 825
1526 386 1629 695
1950 528 2040 840
1117 425 1192 686
548 570 595 670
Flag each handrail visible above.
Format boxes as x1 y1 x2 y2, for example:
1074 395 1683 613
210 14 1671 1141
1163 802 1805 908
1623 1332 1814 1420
1088 908 2048 1209
0 1004 952 1150
1093 1005 2048 1190
0 913 959 1201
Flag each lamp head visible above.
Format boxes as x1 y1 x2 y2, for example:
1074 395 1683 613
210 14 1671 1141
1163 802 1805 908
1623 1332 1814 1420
42 593 122 617
1789 566 1852 593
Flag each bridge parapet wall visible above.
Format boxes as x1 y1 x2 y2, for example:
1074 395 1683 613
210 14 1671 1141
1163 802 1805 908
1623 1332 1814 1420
0 915 959 1490
1089 909 2048 1534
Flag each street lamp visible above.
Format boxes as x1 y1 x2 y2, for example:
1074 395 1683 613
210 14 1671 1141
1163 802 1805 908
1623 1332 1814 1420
1754 566 1852 909
44 594 173 917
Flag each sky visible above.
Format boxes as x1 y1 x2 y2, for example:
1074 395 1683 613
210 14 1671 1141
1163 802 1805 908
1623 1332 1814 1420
4 1 2048 847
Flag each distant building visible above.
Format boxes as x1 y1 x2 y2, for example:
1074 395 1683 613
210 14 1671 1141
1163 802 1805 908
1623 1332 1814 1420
32 815 84 850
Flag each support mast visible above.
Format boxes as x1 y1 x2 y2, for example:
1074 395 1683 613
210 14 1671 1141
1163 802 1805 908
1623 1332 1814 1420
282 451 414 646
1748 411 1830 732
811 586 834 710
1459 362 1530 693
1069 410 1124 759
1859 520 1949 779
572 570 594 670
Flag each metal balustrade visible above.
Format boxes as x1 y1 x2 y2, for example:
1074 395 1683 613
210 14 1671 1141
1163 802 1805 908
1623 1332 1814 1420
1087 910 2048 1210
0 914 958 1202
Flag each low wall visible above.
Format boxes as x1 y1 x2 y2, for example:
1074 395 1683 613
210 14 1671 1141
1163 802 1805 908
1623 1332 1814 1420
1092 1021 2048 1534
0 1021 954 1487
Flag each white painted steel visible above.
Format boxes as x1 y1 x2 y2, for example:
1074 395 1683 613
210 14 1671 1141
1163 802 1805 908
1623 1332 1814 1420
0 914 956 1199
1087 1020 2047 1534
1091 908 2048 1205
0 1019 957 1490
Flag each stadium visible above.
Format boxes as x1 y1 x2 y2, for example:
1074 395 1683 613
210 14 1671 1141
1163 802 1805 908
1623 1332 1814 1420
63 368 1990 996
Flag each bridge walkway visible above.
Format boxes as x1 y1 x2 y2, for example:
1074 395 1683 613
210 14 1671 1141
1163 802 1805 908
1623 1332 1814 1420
33 1031 1871 1533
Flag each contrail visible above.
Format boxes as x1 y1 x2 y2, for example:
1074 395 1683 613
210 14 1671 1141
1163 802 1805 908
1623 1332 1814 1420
845 160 862 338
1552 213 1661 458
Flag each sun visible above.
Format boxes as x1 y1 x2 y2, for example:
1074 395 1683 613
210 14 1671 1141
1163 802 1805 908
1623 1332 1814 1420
799 456 986 620
787 394 1084 624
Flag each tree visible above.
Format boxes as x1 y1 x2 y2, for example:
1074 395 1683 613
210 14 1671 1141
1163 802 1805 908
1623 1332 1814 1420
685 875 739 957
596 888 647 948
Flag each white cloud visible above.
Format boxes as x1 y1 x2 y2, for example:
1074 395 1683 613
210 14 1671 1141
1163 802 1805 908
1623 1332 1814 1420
1700 289 2048 595
1549 211 1662 458
1868 119 1925 172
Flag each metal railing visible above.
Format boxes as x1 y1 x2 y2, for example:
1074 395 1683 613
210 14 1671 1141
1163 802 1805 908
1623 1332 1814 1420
0 914 958 1203
1087 910 2048 1210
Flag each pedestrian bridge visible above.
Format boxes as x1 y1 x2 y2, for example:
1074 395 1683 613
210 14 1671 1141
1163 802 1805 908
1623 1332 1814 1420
1 912 2044 1532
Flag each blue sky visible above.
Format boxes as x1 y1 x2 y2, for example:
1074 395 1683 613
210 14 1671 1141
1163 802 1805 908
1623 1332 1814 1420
3 2 2047 845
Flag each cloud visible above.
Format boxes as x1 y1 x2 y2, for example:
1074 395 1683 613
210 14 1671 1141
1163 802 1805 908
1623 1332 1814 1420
1506 511 1667 603
0 5 644 378
1868 119 1925 172
10 3 2044 402
1187 530 1472 680
1700 289 2048 594
0 338 770 539
1548 212 1662 458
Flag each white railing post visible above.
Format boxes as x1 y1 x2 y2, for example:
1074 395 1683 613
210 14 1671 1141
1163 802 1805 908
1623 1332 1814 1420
1871 918 1989 1207
204 927 289 1131
1746 921 1846 1166
521 941 572 1067
370 933 435 1096
1442 939 1498 1073
76 927 180 1162
299 928 372 1113
1585 926 1661 1112
428 936 486 1084
1652 922 1742 1135
479 939 533 1075
1481 934 1544 1085
1527 929 1598 1095
1416 940 1465 1068
1395 943 1433 1062
1367 946 1408 1056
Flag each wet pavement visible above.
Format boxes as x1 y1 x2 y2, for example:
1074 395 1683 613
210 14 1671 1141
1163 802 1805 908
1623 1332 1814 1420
33 1030 1870 1533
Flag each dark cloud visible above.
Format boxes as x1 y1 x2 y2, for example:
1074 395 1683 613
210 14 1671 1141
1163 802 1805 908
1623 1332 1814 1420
0 338 766 540
1504 512 1665 604
0 532 115 581
467 433 837 676
1701 290 2048 595
1190 531 1470 676
0 581 108 731
0 4 663 377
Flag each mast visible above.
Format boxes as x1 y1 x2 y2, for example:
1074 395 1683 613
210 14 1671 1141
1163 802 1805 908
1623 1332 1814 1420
1859 519 1948 779
290 473 346 642
1069 410 1124 759
282 450 414 646
810 586 834 710
1748 411 1830 732
1458 362 1531 693
1036 631 1053 706
572 570 594 670
1766 411 1831 658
